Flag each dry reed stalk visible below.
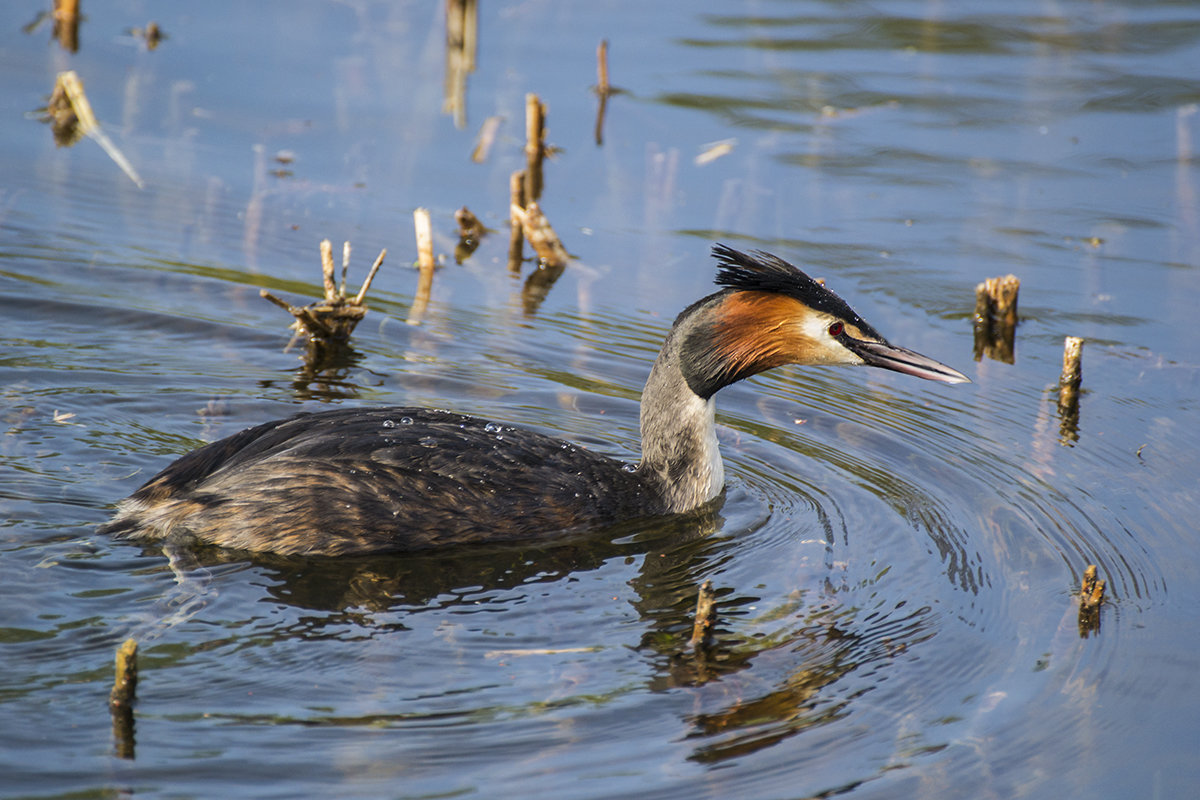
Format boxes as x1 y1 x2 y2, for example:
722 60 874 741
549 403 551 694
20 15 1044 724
443 0 477 128
594 39 611 145
1058 336 1084 410
407 208 436 325
53 0 79 52
688 581 718 651
109 638 138 709
42 71 144 188
508 169 527 273
1077 563 1105 636
260 239 385 341
972 273 1020 362
511 201 568 269
453 206 486 264
1057 336 1084 443
109 637 138 760
524 93 546 201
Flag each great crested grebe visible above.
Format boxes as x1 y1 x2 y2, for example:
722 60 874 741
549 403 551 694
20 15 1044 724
100 245 969 556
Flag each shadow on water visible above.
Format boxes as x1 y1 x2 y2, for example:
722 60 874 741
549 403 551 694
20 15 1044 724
257 338 372 403
680 603 934 765
121 499 936 765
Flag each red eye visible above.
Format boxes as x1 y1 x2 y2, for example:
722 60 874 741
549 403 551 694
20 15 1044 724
828 322 844 337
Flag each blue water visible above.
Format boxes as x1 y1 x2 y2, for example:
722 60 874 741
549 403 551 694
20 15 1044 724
2 2 1198 798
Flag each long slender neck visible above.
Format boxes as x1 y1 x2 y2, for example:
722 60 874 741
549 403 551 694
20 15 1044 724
636 296 727 513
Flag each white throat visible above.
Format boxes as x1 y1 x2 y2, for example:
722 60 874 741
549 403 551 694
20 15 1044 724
638 350 726 513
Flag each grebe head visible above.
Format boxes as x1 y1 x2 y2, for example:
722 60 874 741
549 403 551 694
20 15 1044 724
676 244 970 399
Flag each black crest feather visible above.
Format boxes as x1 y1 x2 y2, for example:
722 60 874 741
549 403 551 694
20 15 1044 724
710 244 882 340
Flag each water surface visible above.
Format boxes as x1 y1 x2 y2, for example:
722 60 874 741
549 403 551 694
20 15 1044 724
2 2 1198 798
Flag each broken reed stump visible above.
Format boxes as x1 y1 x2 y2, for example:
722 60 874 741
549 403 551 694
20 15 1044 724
134 21 165 51
973 274 1020 363
407 208 437 325
109 638 138 760
455 206 485 241
502 96 567 308
454 206 486 264
145 21 162 50
513 202 570 313
260 239 385 342
1058 336 1084 411
508 169 527 273
594 39 611 146
40 71 144 188
109 638 138 708
53 0 80 52
597 39 610 97
443 0 477 129
1080 564 1105 609
42 72 82 147
688 580 718 652
1057 336 1084 443
1078 564 1105 637
511 201 569 270
524 93 547 202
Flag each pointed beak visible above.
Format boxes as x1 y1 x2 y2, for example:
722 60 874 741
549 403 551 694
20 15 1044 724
847 339 971 384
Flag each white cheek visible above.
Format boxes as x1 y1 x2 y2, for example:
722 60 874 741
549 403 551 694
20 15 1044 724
800 313 834 341
800 313 865 365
